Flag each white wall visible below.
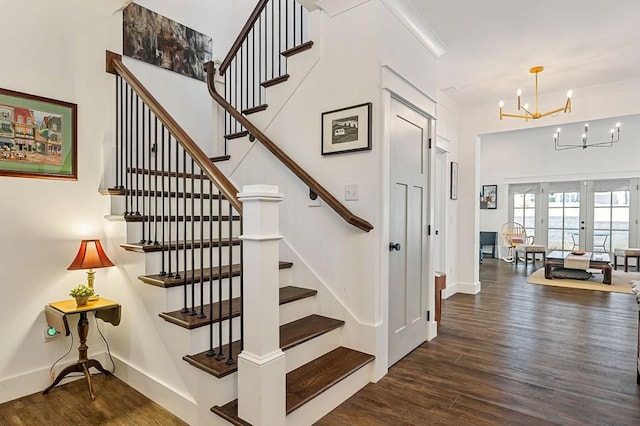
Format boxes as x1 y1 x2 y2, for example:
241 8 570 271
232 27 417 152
0 0 254 406
0 0 118 403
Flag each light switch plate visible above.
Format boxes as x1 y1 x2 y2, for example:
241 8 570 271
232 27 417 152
345 184 359 201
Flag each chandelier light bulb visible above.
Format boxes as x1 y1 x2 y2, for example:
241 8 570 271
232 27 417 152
567 90 573 98
557 128 561 133
524 103 529 110
499 100 504 107
516 89 522 96
616 122 621 128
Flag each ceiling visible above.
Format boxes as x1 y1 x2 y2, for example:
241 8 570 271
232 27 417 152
408 0 640 108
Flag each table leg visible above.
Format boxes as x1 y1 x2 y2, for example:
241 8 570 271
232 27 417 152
544 263 553 279
603 266 612 284
42 311 110 400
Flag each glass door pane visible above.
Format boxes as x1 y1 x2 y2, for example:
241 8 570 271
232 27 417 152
593 190 629 252
513 192 536 240
548 191 580 250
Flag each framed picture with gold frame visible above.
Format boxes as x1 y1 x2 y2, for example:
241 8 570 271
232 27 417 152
0 88 77 180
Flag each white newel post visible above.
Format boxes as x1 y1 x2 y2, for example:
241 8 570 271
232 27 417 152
237 185 286 426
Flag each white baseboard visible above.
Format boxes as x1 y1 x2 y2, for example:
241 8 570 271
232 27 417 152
0 352 108 404
442 281 481 299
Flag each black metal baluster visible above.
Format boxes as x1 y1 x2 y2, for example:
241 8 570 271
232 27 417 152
166 130 173 277
146 107 152 244
134 94 140 217
226 202 235 365
300 3 304 45
174 138 181 280
279 0 283 76
198 168 205 319
152 113 158 245
124 85 130 215
160 122 166 276
207 179 216 357
139 102 147 242
216 191 224 361
180 147 188 313
189 158 196 316
116 76 122 189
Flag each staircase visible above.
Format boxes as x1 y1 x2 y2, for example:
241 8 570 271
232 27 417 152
103 1 374 424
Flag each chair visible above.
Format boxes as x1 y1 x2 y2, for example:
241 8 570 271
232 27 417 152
500 222 546 265
480 231 498 258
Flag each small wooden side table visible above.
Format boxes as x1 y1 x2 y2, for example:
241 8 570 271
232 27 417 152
42 297 121 400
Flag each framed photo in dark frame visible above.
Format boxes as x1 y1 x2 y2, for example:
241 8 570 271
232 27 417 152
321 102 372 155
0 88 77 180
481 184 497 209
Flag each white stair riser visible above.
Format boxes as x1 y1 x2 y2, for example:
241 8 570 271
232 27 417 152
123 220 241 246
284 328 340 373
163 281 243 313
279 295 315 325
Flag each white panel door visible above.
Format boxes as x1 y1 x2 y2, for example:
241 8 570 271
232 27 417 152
388 98 430 366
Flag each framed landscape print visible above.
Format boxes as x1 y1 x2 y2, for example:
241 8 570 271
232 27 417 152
321 102 372 155
0 88 77 180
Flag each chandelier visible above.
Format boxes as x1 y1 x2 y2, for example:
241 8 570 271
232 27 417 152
553 122 621 151
499 66 572 121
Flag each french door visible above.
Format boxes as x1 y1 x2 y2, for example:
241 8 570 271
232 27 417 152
546 180 632 252
510 179 638 252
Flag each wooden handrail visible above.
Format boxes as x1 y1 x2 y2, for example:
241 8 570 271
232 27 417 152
206 62 373 232
106 51 242 214
219 0 269 76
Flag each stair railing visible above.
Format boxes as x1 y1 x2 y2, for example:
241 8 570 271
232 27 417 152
106 51 243 366
218 0 309 146
207 63 374 232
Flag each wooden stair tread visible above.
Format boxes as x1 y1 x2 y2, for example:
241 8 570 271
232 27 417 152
141 261 293 288
210 155 231 162
224 131 249 140
121 238 240 253
286 346 374 413
281 41 314 58
210 400 251 426
241 104 268 115
261 74 289 88
184 314 341 378
160 284 311 329
211 347 373 423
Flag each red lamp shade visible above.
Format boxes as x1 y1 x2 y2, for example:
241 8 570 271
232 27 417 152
68 240 115 270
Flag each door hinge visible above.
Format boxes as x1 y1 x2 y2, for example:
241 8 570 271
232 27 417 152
428 225 432 235
428 138 432 149
426 310 430 321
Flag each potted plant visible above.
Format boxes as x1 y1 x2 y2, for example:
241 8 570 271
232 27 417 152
69 284 95 306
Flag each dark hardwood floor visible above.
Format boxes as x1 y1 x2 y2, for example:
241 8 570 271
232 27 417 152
0 375 187 425
318 258 640 425
2 258 638 425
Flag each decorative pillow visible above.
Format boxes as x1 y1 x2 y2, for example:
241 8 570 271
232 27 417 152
551 267 593 280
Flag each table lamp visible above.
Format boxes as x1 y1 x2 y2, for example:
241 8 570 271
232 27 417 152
68 239 114 300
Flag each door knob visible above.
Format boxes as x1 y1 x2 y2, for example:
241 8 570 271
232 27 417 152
389 242 401 251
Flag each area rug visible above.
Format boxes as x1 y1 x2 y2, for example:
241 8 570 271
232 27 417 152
527 267 640 294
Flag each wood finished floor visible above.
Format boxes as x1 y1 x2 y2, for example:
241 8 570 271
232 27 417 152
0 374 187 425
2 258 639 425
318 258 640 425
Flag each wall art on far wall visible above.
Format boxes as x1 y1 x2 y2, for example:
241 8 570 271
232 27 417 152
321 102 372 155
123 3 213 81
450 162 458 200
481 184 497 209
0 88 77 180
